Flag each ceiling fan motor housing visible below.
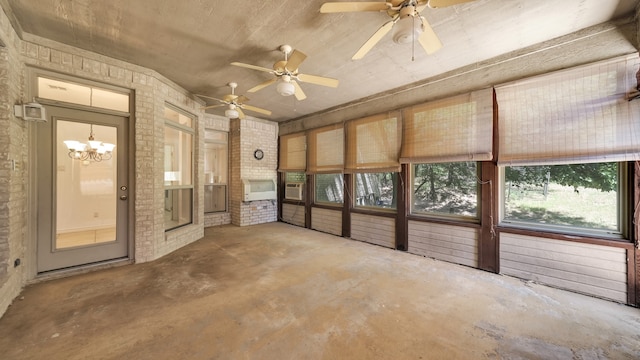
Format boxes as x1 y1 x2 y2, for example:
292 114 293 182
393 6 422 44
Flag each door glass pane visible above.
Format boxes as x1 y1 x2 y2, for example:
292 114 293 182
56 121 117 249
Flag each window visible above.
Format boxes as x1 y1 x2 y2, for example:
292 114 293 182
204 130 228 213
285 172 306 183
501 162 624 238
164 106 194 230
412 162 479 219
354 172 397 210
315 173 344 205
38 76 129 112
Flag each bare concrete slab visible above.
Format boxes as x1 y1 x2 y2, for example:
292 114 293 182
1 222 639 359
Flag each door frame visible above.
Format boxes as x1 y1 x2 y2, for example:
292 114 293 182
25 69 136 278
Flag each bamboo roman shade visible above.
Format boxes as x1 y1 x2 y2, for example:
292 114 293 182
345 112 402 173
495 53 640 165
307 123 344 174
278 132 306 172
400 88 494 164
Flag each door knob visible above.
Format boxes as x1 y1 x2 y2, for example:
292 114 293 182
120 195 128 200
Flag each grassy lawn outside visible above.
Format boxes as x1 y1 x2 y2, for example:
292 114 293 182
504 183 617 231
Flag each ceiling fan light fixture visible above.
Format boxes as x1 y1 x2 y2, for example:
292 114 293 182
225 108 239 119
393 12 422 44
276 81 296 97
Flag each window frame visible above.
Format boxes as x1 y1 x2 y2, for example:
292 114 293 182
409 161 481 223
498 162 629 240
204 129 228 214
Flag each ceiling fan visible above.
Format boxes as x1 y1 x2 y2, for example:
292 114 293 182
231 45 339 101
196 82 272 119
320 0 475 60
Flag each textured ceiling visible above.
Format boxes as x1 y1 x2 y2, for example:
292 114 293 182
1 0 637 122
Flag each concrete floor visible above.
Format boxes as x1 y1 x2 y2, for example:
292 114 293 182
1 222 639 359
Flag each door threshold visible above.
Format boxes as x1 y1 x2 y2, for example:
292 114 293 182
31 258 133 284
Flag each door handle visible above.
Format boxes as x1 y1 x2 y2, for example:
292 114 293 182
120 195 128 200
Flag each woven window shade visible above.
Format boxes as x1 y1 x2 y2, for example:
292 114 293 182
400 88 493 164
495 53 640 165
278 132 306 172
307 123 344 174
345 112 402 173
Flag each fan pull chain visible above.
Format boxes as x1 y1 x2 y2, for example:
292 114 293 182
411 15 416 61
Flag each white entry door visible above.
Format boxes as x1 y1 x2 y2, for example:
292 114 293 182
37 105 129 272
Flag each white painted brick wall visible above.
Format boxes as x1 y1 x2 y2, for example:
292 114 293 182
229 118 278 226
0 8 28 318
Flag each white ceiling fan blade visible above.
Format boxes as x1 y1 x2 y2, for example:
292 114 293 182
195 94 225 103
236 95 249 104
248 78 278 93
297 73 339 88
241 104 272 116
230 62 274 73
201 104 226 110
236 107 246 119
292 81 307 101
427 0 475 8
320 2 390 13
352 19 395 60
285 49 307 72
418 17 443 54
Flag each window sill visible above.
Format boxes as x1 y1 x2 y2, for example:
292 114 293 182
407 214 481 228
497 224 633 249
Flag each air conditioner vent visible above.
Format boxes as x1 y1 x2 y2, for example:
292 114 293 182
285 182 304 201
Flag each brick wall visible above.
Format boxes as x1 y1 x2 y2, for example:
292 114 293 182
229 118 278 226
0 8 27 317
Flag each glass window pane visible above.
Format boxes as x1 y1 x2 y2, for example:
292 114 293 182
164 126 193 185
91 88 129 112
315 173 344 205
56 121 117 248
285 172 306 183
354 172 397 210
39 77 91 106
164 106 193 128
503 163 619 233
204 130 228 184
412 162 478 218
38 77 130 112
164 189 193 230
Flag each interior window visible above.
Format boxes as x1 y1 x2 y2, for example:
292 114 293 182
204 129 228 213
164 106 194 230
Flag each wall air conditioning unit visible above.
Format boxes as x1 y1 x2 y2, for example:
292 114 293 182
284 182 304 201
242 179 277 202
